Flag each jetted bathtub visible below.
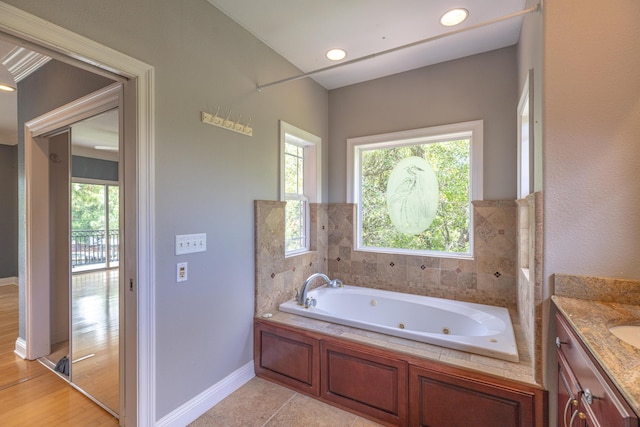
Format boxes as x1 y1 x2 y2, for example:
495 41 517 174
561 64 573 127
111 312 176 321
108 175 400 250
279 284 519 362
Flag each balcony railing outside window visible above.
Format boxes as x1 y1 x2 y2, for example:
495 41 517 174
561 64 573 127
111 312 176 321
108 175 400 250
71 229 119 269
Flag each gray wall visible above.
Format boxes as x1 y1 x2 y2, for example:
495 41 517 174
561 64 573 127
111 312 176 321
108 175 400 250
6 0 329 419
328 46 518 203
16 59 115 339
0 144 17 278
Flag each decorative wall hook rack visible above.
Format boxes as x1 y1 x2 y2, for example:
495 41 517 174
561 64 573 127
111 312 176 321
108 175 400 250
201 107 253 136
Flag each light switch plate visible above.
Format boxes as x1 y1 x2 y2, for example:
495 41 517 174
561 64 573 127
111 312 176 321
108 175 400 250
175 233 207 255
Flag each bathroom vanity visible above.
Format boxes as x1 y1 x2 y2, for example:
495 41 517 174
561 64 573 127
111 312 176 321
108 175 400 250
554 298 640 427
255 317 547 427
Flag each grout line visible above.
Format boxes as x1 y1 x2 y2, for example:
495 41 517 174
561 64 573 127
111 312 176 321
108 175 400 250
260 391 298 427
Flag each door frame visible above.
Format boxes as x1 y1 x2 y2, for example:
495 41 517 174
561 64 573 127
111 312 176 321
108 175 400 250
24 83 119 354
0 2 155 425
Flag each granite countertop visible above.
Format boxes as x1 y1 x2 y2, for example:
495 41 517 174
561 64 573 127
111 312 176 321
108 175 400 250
260 310 538 387
552 295 640 415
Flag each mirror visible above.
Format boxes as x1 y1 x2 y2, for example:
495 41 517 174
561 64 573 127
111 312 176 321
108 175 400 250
69 108 120 414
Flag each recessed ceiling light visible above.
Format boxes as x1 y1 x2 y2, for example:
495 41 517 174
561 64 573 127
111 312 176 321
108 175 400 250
326 48 347 61
0 84 16 92
440 8 469 27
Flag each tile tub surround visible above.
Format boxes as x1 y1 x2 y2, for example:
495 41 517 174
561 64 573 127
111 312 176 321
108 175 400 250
254 199 541 380
516 192 544 385
254 201 328 316
326 201 518 309
552 296 640 415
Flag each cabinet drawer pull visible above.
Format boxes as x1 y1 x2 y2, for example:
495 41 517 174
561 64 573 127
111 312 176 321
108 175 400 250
556 336 568 348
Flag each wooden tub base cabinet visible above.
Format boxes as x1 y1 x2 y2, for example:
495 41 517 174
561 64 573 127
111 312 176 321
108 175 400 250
254 319 547 427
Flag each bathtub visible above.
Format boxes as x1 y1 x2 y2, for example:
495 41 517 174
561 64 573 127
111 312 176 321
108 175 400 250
279 284 519 363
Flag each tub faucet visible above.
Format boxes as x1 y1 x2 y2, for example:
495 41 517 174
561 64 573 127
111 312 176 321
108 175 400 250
297 273 342 307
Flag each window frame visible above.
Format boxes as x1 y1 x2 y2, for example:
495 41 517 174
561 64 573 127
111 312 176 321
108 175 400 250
280 121 321 256
346 120 483 259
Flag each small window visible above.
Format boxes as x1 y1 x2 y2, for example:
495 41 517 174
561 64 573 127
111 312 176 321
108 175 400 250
280 121 320 256
347 121 483 258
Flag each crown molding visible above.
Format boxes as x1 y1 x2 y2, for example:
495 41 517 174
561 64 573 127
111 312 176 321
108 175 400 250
1 46 51 82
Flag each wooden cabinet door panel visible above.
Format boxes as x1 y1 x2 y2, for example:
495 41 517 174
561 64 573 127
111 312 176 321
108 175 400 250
321 341 408 426
254 321 320 395
410 365 536 427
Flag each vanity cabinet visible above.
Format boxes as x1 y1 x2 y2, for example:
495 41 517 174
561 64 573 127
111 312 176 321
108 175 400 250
255 319 546 427
555 312 638 427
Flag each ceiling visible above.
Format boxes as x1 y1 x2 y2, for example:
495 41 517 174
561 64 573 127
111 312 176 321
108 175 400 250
208 0 528 90
0 1 529 147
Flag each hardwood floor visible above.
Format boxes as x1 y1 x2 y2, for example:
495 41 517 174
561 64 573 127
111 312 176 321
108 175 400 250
71 270 120 413
0 284 118 426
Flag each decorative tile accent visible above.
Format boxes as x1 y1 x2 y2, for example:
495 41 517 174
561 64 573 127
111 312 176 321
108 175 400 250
494 272 501 278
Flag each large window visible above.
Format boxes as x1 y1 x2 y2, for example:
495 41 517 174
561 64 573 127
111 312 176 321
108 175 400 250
347 121 483 258
280 121 320 256
71 181 119 271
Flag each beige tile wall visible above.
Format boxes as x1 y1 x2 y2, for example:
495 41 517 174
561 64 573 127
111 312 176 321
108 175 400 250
254 201 328 316
255 199 524 314
325 201 518 309
516 191 544 383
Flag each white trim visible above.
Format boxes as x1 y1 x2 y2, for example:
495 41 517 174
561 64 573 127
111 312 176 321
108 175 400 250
28 83 120 135
517 69 534 199
279 121 321 203
0 276 18 286
14 337 27 359
156 362 255 427
0 2 155 425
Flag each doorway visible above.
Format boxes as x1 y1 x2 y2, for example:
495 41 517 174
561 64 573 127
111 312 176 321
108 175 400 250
1 4 155 424
29 92 123 416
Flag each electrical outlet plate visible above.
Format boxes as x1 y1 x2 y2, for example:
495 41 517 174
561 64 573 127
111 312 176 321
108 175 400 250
175 233 207 255
177 262 188 282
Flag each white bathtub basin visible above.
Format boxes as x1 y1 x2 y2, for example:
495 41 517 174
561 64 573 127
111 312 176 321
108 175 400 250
279 285 519 362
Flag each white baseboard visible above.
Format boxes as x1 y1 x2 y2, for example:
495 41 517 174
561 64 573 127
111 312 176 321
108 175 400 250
0 276 18 286
155 361 255 427
14 337 27 359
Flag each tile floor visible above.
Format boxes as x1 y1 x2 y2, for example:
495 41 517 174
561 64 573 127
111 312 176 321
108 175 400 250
190 377 383 427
